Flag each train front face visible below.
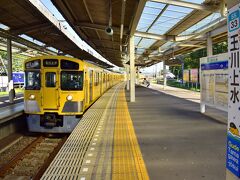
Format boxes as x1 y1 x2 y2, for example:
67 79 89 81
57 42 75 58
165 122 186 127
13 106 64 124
24 56 85 133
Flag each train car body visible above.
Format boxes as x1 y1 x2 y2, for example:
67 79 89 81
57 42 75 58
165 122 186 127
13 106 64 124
24 56 122 133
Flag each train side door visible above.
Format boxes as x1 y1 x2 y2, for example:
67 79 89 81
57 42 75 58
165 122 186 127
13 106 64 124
100 72 103 94
43 70 58 109
89 70 93 102
84 71 88 106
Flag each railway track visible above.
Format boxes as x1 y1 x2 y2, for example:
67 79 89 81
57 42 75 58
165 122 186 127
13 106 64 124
0 135 68 179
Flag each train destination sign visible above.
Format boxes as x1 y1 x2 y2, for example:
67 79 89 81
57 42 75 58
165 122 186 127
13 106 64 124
43 59 59 67
25 59 41 69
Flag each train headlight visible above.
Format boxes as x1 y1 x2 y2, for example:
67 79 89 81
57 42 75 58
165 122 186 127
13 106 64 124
29 94 35 100
66 95 73 101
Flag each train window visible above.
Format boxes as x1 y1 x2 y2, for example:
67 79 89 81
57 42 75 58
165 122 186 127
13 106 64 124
61 71 83 90
25 59 41 69
25 71 41 90
94 72 99 86
45 72 56 87
61 60 79 70
43 59 58 67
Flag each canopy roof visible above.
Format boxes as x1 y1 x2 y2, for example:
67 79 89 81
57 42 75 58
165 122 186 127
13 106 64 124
0 0 114 67
53 0 226 67
0 0 227 67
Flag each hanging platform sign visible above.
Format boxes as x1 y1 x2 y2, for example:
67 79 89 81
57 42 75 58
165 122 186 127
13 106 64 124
227 4 240 177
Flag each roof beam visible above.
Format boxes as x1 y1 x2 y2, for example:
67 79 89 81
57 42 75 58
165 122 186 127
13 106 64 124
0 29 55 55
137 4 169 46
97 47 121 53
129 0 147 36
91 39 120 45
9 22 51 35
137 18 227 66
150 0 214 12
134 31 175 41
82 0 102 41
28 0 104 64
178 44 206 48
75 22 128 34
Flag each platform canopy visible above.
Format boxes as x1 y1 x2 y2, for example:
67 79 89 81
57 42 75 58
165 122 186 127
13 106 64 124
0 0 115 67
51 0 139 67
134 0 227 66
0 0 227 68
52 0 227 67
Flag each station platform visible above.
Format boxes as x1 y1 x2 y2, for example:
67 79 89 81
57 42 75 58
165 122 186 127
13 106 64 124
42 83 227 180
0 102 24 124
0 93 23 108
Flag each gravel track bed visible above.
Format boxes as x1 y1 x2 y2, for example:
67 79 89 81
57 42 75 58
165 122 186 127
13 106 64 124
0 136 36 167
8 137 62 178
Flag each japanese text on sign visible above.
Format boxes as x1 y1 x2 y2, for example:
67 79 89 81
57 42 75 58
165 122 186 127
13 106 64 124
227 4 240 177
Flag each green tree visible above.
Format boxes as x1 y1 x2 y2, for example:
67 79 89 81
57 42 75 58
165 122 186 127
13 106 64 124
213 41 227 55
0 50 28 72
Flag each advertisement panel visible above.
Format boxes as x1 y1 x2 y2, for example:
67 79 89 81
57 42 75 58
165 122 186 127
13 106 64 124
190 69 198 83
183 70 190 83
227 4 240 177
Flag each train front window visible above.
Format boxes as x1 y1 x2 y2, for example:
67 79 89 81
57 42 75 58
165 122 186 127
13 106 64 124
61 71 83 90
45 72 56 87
25 71 41 90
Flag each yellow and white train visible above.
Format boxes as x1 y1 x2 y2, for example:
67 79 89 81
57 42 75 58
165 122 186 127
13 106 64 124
24 55 123 133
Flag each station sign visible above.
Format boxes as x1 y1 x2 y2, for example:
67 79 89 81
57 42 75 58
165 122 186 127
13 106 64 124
227 4 240 177
200 53 228 111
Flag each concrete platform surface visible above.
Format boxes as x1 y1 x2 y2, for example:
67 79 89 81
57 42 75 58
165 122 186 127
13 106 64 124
127 86 227 180
0 94 23 108
0 102 24 124
149 83 227 124
42 83 149 180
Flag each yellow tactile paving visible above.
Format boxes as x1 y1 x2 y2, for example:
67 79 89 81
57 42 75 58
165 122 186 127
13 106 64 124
112 89 149 180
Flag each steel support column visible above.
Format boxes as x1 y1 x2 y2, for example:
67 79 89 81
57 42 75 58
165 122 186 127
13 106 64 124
7 39 14 103
129 36 135 102
163 61 167 90
126 64 130 91
207 33 213 56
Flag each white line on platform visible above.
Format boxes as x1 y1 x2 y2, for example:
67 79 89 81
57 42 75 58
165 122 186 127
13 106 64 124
83 168 88 172
86 160 91 164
